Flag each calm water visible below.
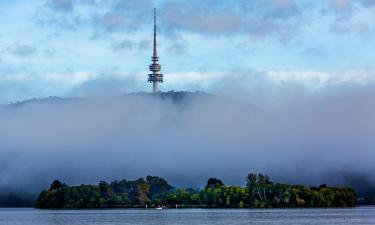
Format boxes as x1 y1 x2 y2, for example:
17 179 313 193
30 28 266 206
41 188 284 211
1 207 375 225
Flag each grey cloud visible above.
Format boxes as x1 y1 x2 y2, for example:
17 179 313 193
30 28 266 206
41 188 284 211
43 48 56 57
35 4 81 30
351 21 371 35
7 44 37 57
167 41 188 55
112 39 135 51
91 0 154 34
68 76 143 97
35 0 309 41
160 0 305 41
46 0 74 12
321 0 374 35
0 71 375 191
330 19 372 36
357 0 375 7
114 0 154 14
34 0 375 41
161 1 242 34
301 46 327 57
0 82 35 104
328 0 355 20
138 40 150 50
330 22 351 34
112 39 150 52
240 0 302 19
92 12 142 33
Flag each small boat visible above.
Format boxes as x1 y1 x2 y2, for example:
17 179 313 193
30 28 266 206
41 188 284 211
155 206 163 210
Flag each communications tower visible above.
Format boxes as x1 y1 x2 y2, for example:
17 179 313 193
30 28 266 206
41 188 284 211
148 8 163 93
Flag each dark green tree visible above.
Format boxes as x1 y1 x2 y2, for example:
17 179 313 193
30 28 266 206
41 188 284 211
205 178 224 189
146 176 172 198
49 180 68 191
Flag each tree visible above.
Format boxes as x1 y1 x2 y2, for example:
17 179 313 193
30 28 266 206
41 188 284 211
35 175 356 209
258 173 271 185
49 180 67 191
98 181 109 197
133 178 150 206
246 173 257 188
205 178 224 189
146 176 172 198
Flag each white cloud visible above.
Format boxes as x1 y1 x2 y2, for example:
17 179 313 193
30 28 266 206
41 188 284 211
1 69 374 100
265 70 375 86
43 72 99 84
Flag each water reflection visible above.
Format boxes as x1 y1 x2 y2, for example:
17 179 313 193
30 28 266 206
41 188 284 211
0 207 374 225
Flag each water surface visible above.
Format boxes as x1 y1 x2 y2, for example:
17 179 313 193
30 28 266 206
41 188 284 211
1 207 374 225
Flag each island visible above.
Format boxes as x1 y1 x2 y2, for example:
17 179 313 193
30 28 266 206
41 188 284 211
35 173 356 209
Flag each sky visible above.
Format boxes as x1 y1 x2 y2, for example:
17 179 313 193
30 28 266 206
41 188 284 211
0 0 374 103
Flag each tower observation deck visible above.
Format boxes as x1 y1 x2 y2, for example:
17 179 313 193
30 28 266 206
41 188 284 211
148 8 163 93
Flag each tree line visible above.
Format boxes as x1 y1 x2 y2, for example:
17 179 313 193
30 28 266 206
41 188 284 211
35 173 356 209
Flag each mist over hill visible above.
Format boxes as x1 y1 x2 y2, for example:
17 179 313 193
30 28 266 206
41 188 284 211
0 90 374 200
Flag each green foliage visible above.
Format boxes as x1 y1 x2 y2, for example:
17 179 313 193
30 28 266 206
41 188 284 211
146 176 172 200
205 178 224 190
35 174 356 209
49 180 68 191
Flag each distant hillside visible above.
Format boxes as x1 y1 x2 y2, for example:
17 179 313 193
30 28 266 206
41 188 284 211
1 91 211 108
130 91 211 101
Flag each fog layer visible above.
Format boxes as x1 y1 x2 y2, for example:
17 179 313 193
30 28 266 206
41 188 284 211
0 85 374 191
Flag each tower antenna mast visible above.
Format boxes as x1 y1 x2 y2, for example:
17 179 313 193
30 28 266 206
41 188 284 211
148 8 163 93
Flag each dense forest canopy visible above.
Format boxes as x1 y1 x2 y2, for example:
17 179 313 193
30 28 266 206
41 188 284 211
36 174 356 209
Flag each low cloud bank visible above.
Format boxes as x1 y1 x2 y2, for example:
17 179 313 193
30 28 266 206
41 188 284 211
0 82 374 192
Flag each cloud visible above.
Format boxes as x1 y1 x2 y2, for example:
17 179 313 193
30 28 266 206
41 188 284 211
159 0 306 41
42 71 99 84
46 0 74 12
301 46 327 57
0 68 144 103
161 2 243 35
112 39 135 51
330 0 352 11
92 12 142 33
357 0 375 7
264 70 375 86
33 0 375 44
33 0 308 41
0 79 374 191
87 0 154 34
320 0 375 35
165 37 190 55
7 44 37 57
111 39 150 52
1 68 375 104
68 75 143 97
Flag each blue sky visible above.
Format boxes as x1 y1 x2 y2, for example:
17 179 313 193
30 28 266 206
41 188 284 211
0 0 374 103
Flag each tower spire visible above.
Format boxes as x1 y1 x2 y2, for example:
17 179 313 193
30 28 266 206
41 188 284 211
148 8 163 93
153 8 157 59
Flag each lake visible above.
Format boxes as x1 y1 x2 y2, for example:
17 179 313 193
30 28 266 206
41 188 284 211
1 207 375 225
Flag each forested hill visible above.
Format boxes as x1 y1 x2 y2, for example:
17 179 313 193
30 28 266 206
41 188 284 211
2 91 211 108
36 174 356 209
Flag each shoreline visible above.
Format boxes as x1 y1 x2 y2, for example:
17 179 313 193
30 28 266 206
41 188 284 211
2 206 374 210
